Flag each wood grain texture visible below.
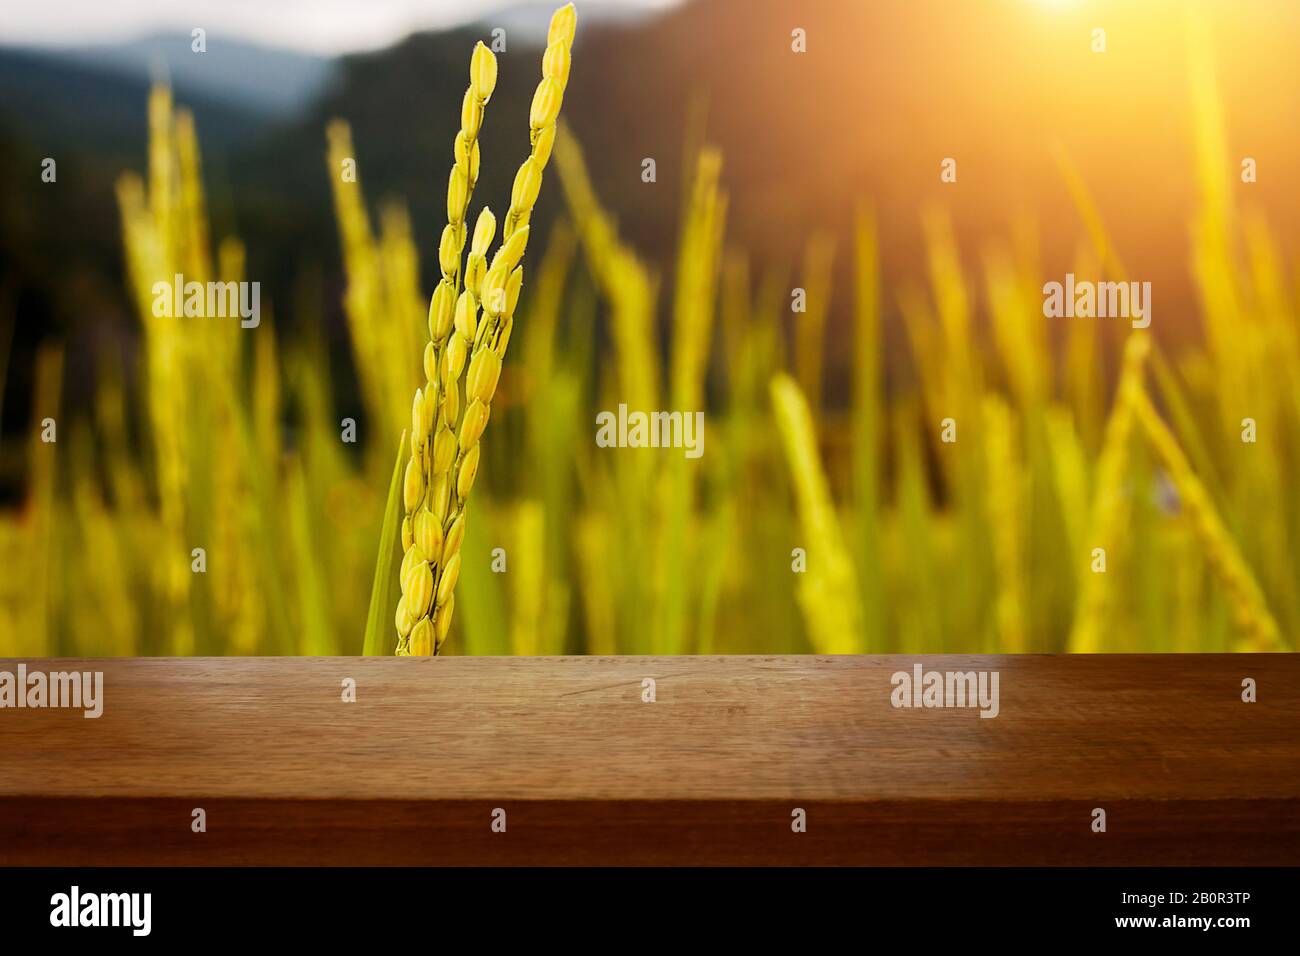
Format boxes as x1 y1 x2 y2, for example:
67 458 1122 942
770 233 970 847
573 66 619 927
1 655 1296 865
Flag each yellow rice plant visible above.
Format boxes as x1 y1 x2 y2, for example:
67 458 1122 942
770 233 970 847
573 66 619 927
116 89 195 653
887 397 943 653
794 231 835 419
508 500 547 655
518 220 580 655
658 146 727 654
1130 383 1286 652
914 210 992 638
117 89 270 654
1067 334 1149 652
1043 406 1090 565
982 396 1027 652
9 0 1295 659
394 3 577 655
850 207 886 641
0 348 62 655
69 436 137 656
770 373 864 653
553 125 660 415
325 119 424 450
581 142 724 654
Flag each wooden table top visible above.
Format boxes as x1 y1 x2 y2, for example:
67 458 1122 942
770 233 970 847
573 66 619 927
2 655 1296 865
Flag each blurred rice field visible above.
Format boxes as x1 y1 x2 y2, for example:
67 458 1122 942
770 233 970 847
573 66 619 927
0 27 1295 656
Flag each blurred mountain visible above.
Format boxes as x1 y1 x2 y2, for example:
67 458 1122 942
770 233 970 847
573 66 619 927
6 0 1300 431
227 0 1300 286
0 45 276 160
222 0 1300 347
472 0 668 43
56 33 337 117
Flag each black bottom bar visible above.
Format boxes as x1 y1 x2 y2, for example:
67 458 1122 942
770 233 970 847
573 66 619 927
0 867 1289 942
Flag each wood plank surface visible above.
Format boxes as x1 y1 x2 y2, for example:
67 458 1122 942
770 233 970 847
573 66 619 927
1 655 1296 865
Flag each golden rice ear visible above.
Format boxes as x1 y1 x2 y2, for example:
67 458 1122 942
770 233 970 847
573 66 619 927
402 457 425 513
391 1 577 656
460 87 484 140
1129 383 1284 651
400 540 423 587
434 594 456 650
431 425 457 477
439 374 460 427
497 225 531 274
436 552 462 608
504 266 524 317
510 158 544 214
481 265 510 315
428 281 454 340
414 508 444 566
395 595 414 639
453 131 474 179
531 124 557 168
458 400 490 451
770 373 866 653
443 514 467 564
547 3 577 48
470 42 498 101
437 224 461 276
444 331 469 381
542 39 571 86
453 291 477 340
410 388 426 448
408 617 434 656
529 78 564 131
446 166 469 224
471 207 496 257
456 444 481 500
429 473 452 525
406 561 435 620
421 386 438 435
467 349 502 404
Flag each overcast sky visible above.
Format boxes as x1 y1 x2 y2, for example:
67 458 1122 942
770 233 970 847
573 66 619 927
0 0 679 54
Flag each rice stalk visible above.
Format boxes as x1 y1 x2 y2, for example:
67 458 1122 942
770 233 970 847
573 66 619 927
287 457 335 654
553 117 660 653
850 206 886 643
391 35 499 657
521 220 579 653
770 373 863 653
983 395 1027 651
921 209 991 641
659 146 726 654
1130 384 1287 652
1043 405 1089 566
326 121 423 449
553 123 660 413
363 431 407 655
398 3 577 655
892 396 943 653
509 500 546 655
1068 333 1149 652
793 231 835 419
70 451 137 655
116 86 195 653
24 347 63 655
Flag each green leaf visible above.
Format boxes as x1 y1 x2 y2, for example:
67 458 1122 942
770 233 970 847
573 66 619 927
362 432 406 656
